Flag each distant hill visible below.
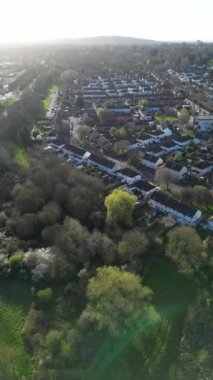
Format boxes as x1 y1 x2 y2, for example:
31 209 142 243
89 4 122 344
52 36 159 46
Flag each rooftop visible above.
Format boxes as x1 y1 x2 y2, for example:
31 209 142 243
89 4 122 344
150 191 200 218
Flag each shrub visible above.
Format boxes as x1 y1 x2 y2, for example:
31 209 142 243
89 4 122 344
9 253 24 267
45 330 62 355
37 288 53 303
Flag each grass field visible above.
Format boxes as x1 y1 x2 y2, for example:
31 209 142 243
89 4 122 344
144 259 195 378
43 85 59 109
0 279 33 379
15 147 29 168
155 116 177 122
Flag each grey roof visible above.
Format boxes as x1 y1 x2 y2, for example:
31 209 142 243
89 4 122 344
150 191 199 218
117 168 140 178
89 154 115 169
134 180 156 192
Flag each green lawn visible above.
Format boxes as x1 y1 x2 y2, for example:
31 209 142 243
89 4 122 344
0 279 33 379
15 147 29 168
43 85 59 109
144 259 195 378
155 116 177 122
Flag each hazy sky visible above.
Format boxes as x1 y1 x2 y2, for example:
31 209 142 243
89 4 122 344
1 0 212 43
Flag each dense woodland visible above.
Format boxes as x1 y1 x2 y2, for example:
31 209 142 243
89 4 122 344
0 43 212 379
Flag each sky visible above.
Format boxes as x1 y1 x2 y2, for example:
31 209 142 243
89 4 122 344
0 0 212 44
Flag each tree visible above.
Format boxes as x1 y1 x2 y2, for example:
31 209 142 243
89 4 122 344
97 109 115 123
139 99 148 108
22 307 44 349
181 187 194 203
178 109 189 124
55 217 89 264
166 226 203 271
193 186 213 206
109 126 118 138
13 183 43 214
76 125 90 143
128 149 144 166
15 213 40 240
118 230 149 270
79 266 154 336
45 330 62 355
104 189 137 226
87 230 116 265
113 140 129 156
155 168 179 190
75 95 84 109
38 202 62 227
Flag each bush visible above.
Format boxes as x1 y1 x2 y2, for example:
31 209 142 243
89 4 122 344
9 253 24 267
37 288 53 303
45 330 62 355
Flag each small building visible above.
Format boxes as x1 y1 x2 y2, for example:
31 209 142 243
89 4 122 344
194 115 213 132
142 153 164 170
173 136 191 147
191 161 212 177
148 146 167 157
115 168 141 184
132 180 159 197
62 144 90 162
87 153 119 175
160 141 181 153
164 162 188 179
148 191 202 226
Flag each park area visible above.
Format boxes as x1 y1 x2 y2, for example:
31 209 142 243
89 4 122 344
0 279 32 379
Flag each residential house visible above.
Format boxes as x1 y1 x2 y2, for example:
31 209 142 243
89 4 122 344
148 191 202 226
115 168 141 184
148 146 167 157
142 153 164 169
160 141 181 153
87 154 120 175
148 130 168 141
163 162 188 179
62 144 90 163
173 136 191 147
132 180 159 197
194 115 213 132
128 135 154 149
191 161 212 177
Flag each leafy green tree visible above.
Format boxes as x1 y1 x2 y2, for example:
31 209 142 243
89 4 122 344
139 99 148 107
45 330 62 355
166 226 203 271
155 168 179 190
12 182 44 215
76 125 90 143
22 307 44 348
104 189 137 226
178 109 189 124
15 213 40 240
118 230 149 270
193 186 213 206
87 230 116 264
80 266 153 336
38 202 62 227
55 217 89 263
113 140 129 156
